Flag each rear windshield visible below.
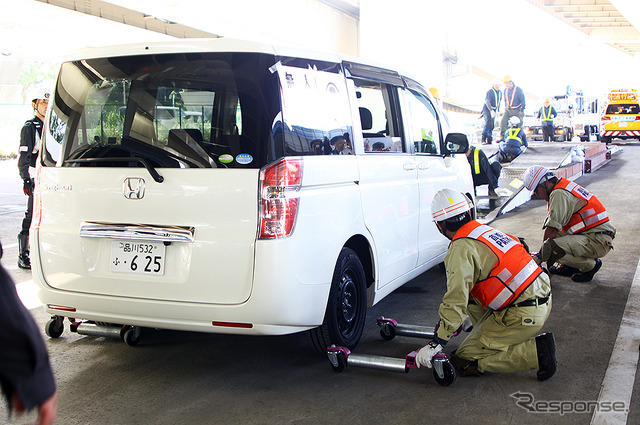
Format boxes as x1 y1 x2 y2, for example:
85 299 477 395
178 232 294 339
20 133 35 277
42 52 281 169
606 103 640 115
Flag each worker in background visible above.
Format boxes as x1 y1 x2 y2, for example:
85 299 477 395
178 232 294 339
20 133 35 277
429 87 442 107
523 166 615 282
17 88 49 269
481 80 502 145
466 145 501 197
497 116 527 163
415 189 556 381
537 99 557 142
499 76 525 139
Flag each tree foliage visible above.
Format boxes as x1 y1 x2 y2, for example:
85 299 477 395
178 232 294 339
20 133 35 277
18 61 57 102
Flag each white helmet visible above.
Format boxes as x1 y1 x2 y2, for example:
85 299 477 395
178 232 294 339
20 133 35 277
431 188 471 222
523 165 555 191
508 116 520 127
31 88 51 102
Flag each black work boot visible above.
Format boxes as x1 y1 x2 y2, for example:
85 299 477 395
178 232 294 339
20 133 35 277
536 333 557 381
450 352 482 377
572 259 602 283
548 263 581 276
17 233 31 270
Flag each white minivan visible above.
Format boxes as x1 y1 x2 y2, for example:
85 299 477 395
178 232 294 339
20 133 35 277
33 38 474 352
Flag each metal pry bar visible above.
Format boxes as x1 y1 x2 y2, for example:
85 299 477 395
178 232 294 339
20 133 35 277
376 316 436 340
327 345 456 386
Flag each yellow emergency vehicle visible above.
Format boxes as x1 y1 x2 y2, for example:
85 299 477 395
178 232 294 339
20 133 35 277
600 89 640 143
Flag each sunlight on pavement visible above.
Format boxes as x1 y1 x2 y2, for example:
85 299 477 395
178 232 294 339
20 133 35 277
16 279 43 310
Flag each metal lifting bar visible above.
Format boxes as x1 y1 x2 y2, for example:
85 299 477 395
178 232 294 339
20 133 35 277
327 316 458 386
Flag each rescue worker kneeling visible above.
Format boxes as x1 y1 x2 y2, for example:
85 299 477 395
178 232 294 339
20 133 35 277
523 165 615 282
497 116 527 163
415 189 556 381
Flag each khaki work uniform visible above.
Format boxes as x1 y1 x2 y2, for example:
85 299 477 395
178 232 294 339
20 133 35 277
436 238 551 374
545 189 615 272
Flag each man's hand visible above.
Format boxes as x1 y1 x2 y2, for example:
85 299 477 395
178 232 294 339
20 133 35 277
23 179 33 196
416 341 443 368
491 110 496 118
36 393 57 425
11 391 57 425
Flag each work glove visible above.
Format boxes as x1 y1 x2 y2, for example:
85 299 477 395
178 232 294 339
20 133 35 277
415 340 443 369
491 110 496 118
23 179 33 196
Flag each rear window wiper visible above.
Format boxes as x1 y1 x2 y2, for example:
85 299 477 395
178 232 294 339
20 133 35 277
64 157 164 183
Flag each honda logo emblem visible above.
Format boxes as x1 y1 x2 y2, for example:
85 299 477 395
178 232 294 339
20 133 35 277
123 178 146 199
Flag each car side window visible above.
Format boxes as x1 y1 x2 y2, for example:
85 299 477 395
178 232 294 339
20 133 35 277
404 89 441 155
353 80 404 153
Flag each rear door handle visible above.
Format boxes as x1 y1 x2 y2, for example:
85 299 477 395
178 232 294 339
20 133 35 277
403 161 416 171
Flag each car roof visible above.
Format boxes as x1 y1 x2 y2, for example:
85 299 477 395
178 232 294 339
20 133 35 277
64 37 385 70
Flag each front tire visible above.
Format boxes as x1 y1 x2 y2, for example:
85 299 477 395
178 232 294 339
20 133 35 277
307 248 367 355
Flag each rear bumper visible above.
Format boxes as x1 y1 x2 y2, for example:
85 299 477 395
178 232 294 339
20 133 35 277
32 230 332 336
601 130 640 138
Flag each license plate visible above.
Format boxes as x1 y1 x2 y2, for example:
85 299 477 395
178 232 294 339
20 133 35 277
110 241 166 275
618 122 628 127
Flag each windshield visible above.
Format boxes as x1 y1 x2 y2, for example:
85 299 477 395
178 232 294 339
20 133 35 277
605 103 640 115
43 52 281 169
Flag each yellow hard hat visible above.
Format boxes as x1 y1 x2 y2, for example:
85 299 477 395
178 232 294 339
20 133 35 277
544 98 550 103
503 75 512 83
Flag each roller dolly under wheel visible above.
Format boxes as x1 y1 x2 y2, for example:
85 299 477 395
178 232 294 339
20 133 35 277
327 316 457 386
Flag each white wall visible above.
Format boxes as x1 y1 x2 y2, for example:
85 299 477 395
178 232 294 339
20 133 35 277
109 0 359 55
359 0 447 91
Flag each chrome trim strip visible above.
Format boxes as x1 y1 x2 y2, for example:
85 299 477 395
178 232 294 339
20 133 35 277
79 222 195 243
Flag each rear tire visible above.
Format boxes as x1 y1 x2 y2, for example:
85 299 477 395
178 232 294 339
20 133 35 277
307 248 367 355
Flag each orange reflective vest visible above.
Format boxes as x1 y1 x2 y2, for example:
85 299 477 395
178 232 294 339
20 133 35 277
554 178 610 234
452 220 542 310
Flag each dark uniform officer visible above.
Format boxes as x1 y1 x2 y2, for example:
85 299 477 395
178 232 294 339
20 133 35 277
0 241 57 424
17 89 49 269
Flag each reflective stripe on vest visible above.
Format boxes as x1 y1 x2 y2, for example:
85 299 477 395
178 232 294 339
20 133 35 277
491 88 501 110
473 147 480 174
541 106 553 121
507 128 522 145
506 85 521 109
555 178 610 234
453 220 542 310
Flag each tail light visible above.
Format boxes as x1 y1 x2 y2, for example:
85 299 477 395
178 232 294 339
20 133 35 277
601 116 611 122
556 129 565 135
259 157 303 239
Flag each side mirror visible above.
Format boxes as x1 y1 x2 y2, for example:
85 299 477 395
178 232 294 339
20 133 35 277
443 133 469 155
